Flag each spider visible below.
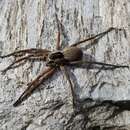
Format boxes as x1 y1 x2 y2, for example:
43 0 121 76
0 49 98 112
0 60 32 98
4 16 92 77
0 16 128 107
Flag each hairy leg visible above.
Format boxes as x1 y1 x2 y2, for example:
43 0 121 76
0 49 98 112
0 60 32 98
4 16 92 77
56 24 61 50
13 67 55 106
55 13 63 50
0 48 50 58
70 27 123 47
69 60 129 69
1 54 49 74
1 55 34 74
1 49 50 74
60 66 77 108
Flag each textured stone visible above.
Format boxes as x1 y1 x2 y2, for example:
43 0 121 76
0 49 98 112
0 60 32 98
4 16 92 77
0 0 130 130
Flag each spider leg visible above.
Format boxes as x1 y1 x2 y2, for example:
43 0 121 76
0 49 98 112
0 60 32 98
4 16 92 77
13 67 55 107
60 66 77 108
1 50 50 74
56 23 60 50
1 54 34 74
55 13 63 50
71 27 122 47
0 48 50 58
69 60 129 69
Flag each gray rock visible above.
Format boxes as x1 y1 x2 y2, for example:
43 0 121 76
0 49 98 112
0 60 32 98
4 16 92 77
0 0 130 129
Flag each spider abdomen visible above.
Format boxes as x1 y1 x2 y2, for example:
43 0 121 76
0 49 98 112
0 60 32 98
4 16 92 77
63 47 83 61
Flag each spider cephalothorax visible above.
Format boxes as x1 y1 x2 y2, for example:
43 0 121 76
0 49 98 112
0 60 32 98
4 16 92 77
46 47 83 67
0 23 128 107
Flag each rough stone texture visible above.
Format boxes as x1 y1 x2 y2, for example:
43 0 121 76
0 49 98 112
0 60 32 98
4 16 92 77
0 0 130 130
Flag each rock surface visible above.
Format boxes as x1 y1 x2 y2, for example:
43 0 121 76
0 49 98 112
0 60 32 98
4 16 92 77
0 0 130 130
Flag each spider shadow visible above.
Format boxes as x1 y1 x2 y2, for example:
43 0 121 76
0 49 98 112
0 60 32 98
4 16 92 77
70 53 116 71
67 52 126 105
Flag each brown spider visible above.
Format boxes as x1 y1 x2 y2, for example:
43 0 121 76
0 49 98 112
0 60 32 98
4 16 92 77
0 16 128 107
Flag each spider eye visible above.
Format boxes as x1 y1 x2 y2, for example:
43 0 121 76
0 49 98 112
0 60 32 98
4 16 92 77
49 52 64 60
